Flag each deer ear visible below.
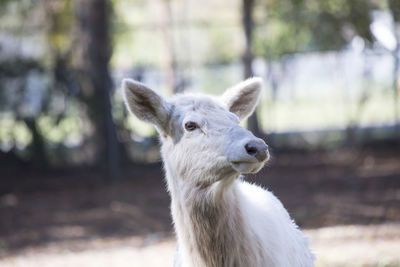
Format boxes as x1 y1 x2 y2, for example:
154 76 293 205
221 77 262 120
122 79 172 134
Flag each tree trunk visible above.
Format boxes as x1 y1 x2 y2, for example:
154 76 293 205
389 0 400 135
24 118 47 169
75 0 120 179
161 0 180 94
392 46 399 133
242 0 262 137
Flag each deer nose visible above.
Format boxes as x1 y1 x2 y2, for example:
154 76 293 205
245 140 268 162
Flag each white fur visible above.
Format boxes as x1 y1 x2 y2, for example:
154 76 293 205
236 181 315 266
122 77 315 267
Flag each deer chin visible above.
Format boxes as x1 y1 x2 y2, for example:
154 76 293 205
230 161 265 174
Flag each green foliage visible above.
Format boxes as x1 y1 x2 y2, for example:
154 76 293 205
0 59 43 111
255 19 311 60
256 0 374 58
47 0 74 53
37 114 82 144
0 59 43 78
207 27 237 64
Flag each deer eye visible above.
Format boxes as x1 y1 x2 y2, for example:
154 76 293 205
184 121 198 131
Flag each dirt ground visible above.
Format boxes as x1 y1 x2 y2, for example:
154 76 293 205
0 144 400 266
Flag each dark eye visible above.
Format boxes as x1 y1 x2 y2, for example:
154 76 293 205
184 121 198 131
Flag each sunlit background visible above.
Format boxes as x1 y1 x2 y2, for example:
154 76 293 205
0 0 400 266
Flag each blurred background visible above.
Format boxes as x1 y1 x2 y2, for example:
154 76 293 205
0 0 399 266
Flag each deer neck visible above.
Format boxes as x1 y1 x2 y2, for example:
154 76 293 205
163 161 257 267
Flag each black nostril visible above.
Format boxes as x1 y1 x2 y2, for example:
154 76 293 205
245 140 269 162
245 143 258 156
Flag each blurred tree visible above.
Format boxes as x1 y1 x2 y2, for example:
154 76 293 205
256 0 374 59
75 0 120 178
0 0 49 168
0 58 46 167
388 0 400 130
253 0 375 139
161 0 180 94
243 0 262 137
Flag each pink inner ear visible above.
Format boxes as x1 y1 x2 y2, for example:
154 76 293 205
221 78 262 119
224 81 261 120
123 79 171 133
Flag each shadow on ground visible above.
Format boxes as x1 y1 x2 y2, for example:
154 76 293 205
0 143 399 257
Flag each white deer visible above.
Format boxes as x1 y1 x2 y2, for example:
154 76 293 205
122 77 315 267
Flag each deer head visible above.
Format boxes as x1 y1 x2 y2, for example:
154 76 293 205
122 78 269 185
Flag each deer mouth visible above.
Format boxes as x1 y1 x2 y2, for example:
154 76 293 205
230 160 265 174
229 148 270 174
